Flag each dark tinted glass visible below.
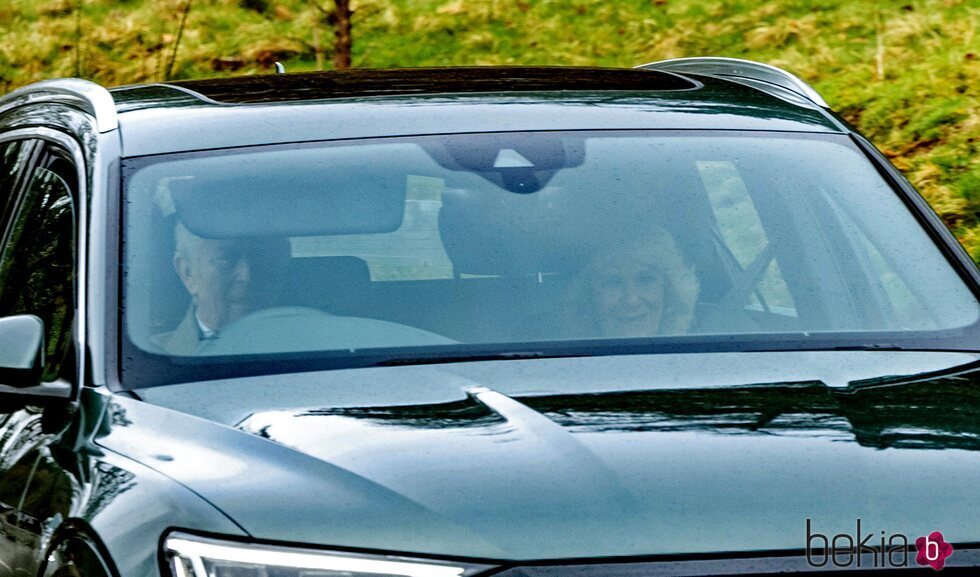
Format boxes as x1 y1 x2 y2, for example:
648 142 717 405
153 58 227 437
0 140 32 229
0 148 76 382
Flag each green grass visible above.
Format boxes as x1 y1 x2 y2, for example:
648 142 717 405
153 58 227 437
1 0 977 258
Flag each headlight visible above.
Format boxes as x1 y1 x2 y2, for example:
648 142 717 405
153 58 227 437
163 532 494 577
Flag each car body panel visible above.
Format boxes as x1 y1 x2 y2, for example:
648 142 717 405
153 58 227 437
117 351 980 560
73 439 247 577
0 389 244 577
97 392 514 560
112 78 841 158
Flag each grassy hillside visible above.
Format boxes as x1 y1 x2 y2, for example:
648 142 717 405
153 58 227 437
1 0 977 258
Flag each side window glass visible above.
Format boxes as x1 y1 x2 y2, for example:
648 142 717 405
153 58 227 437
0 148 77 382
697 160 796 316
0 140 33 229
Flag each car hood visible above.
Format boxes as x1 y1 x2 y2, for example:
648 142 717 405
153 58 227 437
108 351 980 560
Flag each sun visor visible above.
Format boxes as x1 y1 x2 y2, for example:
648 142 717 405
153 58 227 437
167 149 406 239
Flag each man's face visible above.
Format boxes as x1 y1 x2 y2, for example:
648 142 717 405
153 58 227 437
175 237 288 330
590 258 666 338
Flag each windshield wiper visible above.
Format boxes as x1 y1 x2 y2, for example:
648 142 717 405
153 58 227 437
374 350 577 367
830 344 907 351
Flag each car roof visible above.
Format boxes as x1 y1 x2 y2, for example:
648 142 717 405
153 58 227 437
108 66 845 157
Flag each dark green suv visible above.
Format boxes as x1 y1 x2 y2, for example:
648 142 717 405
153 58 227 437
0 59 978 576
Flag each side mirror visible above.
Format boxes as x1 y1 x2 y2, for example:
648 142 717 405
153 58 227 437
0 315 44 387
0 315 71 405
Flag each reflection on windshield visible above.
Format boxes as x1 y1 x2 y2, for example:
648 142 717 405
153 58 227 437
239 366 980 452
122 132 978 387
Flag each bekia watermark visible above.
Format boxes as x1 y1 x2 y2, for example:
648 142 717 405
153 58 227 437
916 531 955 571
806 519 954 570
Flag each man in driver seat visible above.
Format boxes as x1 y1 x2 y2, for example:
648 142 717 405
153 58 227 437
152 221 290 355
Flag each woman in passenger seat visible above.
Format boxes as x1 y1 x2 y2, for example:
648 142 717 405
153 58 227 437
564 226 699 338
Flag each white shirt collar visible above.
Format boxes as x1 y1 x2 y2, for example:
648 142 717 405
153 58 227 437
195 312 217 339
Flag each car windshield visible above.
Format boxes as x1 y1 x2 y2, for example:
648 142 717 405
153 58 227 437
121 131 979 387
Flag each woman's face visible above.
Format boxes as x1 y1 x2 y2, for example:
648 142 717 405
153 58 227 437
590 258 666 337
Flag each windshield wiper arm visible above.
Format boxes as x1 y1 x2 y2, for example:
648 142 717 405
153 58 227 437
830 344 906 351
374 350 575 367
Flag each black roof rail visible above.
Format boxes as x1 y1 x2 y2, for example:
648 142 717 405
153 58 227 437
0 78 118 133
165 67 698 105
636 57 829 108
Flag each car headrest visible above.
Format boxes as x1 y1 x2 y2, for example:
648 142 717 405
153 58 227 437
287 255 371 286
439 187 576 276
285 256 372 313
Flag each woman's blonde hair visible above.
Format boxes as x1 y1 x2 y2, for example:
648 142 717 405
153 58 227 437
563 226 699 336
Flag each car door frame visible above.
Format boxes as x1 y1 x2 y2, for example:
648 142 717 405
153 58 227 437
0 124 89 576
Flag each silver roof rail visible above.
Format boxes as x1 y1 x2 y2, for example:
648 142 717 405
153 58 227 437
0 78 118 133
636 57 828 108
